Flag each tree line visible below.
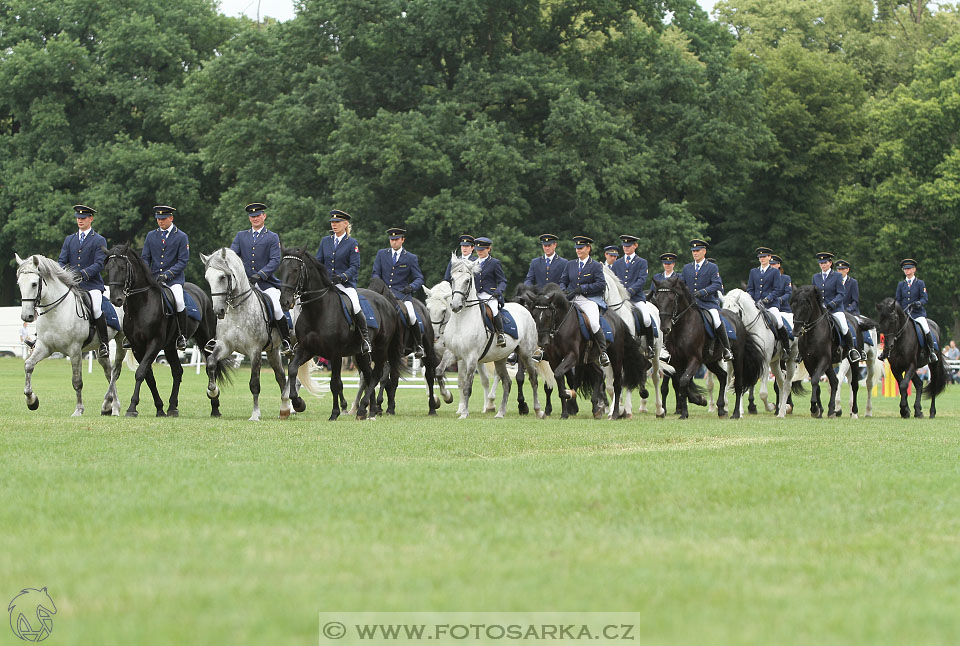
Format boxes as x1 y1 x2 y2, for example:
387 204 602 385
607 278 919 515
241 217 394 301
2 0 959 335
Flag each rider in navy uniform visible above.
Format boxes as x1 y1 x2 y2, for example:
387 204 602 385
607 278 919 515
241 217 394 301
603 245 619 267
444 234 477 283
229 202 292 356
559 235 610 367
142 205 190 351
652 252 679 282
770 254 792 317
681 239 733 361
58 205 109 358
812 252 861 362
315 209 371 354
890 258 938 363
834 259 860 315
372 227 426 358
524 233 568 287
473 237 509 347
613 234 656 357
747 246 791 352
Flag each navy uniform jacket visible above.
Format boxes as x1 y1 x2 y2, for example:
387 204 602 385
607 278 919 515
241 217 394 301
747 266 780 306
372 248 424 301
59 230 107 291
524 255 568 287
559 258 607 308
315 234 360 288
444 253 477 283
812 270 844 313
613 255 648 302
775 273 793 313
474 257 507 302
841 276 860 315
230 228 281 290
142 226 189 285
680 260 722 310
895 278 928 318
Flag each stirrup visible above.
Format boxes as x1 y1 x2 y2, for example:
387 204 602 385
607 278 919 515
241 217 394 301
847 348 862 363
177 335 187 351
414 345 424 359
97 343 109 359
121 338 131 349
722 348 734 361
599 351 611 367
532 347 544 362
204 338 218 353
280 339 294 357
496 333 506 347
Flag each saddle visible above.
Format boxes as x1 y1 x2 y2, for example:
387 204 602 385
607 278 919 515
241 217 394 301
576 309 614 342
337 292 380 330
160 287 202 321
481 305 519 339
759 308 793 340
631 303 658 337
396 302 426 337
700 310 737 340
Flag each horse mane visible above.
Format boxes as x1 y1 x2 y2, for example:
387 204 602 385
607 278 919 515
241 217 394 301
283 246 334 287
205 248 250 288
791 284 822 311
539 282 568 308
601 264 630 303
368 276 392 299
512 282 538 304
20 255 81 287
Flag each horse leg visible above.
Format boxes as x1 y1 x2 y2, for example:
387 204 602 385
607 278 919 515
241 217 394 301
747 383 757 414
896 366 912 418
70 352 85 416
912 373 924 418
23 341 51 411
515 363 529 415
494 359 511 419
166 349 184 417
833 361 848 415
458 358 479 419
520 354 543 419
355 354 378 421
205 340 226 400
610 360 623 421
849 361 860 418
329 359 344 421
280 346 307 420
825 363 840 418
864 355 875 418
127 344 161 417
248 352 263 421
708 362 728 418
773 365 787 418
481 363 498 414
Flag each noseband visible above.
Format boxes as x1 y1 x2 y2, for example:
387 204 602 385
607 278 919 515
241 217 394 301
18 269 73 316
209 269 254 308
655 287 695 335
105 253 153 299
280 255 330 306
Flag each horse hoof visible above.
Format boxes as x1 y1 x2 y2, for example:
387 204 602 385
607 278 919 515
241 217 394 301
126 411 138 418
156 410 166 418
26 397 39 411
765 404 775 412
915 411 924 418
101 409 112 416
211 410 221 418
656 412 665 419
443 392 453 404
518 402 529 415
639 389 649 399
428 409 437 416
458 414 468 420
206 388 218 400
292 397 306 413
717 410 728 418
167 409 179 418
495 413 505 419
537 411 545 419
72 410 83 417
386 409 395 416
900 410 910 419
851 413 858 419
279 408 291 420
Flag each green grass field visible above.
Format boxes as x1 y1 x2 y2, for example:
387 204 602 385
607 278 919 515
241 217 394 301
2 356 959 644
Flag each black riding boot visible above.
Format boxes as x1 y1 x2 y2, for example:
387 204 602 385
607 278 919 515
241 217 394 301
643 326 656 359
716 320 734 361
275 317 293 357
925 332 939 363
592 329 611 367
879 339 892 362
410 322 425 359
354 310 373 355
776 325 792 359
176 310 188 351
94 314 110 359
842 329 862 362
493 312 507 347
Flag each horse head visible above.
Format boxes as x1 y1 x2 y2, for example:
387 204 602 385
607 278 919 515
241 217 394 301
424 281 452 341
449 254 479 313
103 244 154 307
201 248 248 319
277 247 333 311
874 297 904 337
15 254 42 322
790 285 824 328
602 265 629 306
512 283 539 309
722 288 755 323
650 275 690 336
531 283 568 347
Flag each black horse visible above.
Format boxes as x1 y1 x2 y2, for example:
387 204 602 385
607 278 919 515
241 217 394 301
791 284 872 418
103 244 230 417
527 284 644 419
276 248 403 421
650 275 764 419
367 276 442 416
513 283 557 416
875 297 948 418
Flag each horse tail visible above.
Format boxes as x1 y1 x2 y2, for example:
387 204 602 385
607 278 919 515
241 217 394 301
926 356 948 399
576 365 604 400
297 361 325 398
736 337 766 394
686 378 706 403
535 357 557 391
213 355 234 387
791 380 807 397
621 336 646 391
858 316 879 330
658 357 676 377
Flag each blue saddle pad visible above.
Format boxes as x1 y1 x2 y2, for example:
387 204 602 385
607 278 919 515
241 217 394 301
398 304 426 337
632 307 658 337
284 311 293 330
481 308 519 339
577 310 615 343
861 328 874 346
339 293 380 330
782 317 793 340
913 321 937 349
161 289 201 321
701 310 737 340
101 297 121 331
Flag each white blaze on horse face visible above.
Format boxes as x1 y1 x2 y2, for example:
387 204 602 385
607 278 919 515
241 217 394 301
18 268 39 322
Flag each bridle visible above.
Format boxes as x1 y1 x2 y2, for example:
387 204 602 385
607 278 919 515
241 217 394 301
280 255 330 306
654 287 696 336
429 303 450 339
877 304 910 350
450 273 481 313
209 268 254 309
793 292 830 337
18 268 74 316
105 253 152 299
533 298 573 342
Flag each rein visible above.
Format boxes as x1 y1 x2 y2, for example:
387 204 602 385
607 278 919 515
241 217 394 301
105 253 153 299
655 287 696 336
19 270 76 316
210 271 255 309
280 255 331 306
534 300 574 342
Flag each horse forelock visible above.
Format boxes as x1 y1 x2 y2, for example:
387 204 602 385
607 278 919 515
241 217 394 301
451 256 479 275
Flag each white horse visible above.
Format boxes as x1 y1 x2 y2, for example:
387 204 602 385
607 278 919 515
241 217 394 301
442 255 545 419
723 289 797 417
834 326 883 418
15 253 125 416
601 265 672 417
200 248 319 420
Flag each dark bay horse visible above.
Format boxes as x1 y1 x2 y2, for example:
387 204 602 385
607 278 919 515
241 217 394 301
104 244 229 417
528 284 644 419
875 297 948 418
791 285 870 418
276 248 403 421
650 275 764 419
366 276 441 415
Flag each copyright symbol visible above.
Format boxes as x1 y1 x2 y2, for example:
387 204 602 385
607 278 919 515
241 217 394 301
323 621 347 640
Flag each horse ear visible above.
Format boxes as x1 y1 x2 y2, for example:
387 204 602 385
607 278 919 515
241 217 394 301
14 253 23 264
220 248 226 259
32 256 39 267
200 252 210 263
423 286 432 297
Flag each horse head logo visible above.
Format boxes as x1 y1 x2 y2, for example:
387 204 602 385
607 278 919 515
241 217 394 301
8 587 57 642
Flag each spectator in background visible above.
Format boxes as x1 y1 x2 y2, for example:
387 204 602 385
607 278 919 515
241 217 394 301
20 321 35 359
916 364 930 382
944 340 960 384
